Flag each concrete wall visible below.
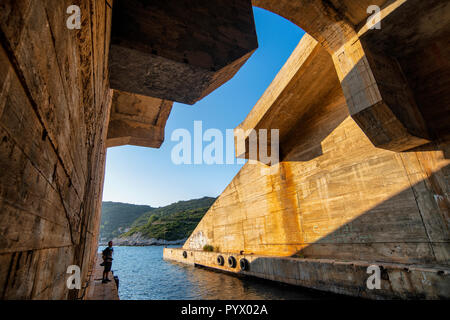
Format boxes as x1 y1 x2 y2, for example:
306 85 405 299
186 126 450 263
0 0 112 299
185 100 450 264
164 248 450 299
183 2 450 273
184 36 449 267
0 0 258 300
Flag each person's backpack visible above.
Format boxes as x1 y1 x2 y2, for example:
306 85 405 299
100 247 109 266
102 247 113 261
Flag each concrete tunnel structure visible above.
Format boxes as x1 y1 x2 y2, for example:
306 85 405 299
0 0 449 299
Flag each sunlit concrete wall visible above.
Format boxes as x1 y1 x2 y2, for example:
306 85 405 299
0 0 112 299
0 0 259 299
185 107 449 264
184 32 450 266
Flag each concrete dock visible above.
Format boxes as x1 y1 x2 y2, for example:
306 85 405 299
85 254 119 300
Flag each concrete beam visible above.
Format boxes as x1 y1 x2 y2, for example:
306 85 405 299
359 0 450 140
106 90 173 148
253 0 389 52
337 0 450 149
254 0 433 152
235 34 340 161
109 0 258 105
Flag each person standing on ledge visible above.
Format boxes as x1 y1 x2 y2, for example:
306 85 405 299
102 241 114 284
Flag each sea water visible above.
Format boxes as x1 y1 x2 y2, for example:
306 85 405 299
101 245 339 300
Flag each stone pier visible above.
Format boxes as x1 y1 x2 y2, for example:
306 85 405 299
164 248 450 299
85 254 119 300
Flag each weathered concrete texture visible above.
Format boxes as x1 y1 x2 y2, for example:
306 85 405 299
109 0 258 104
186 34 450 264
0 0 113 299
164 248 450 300
236 34 339 161
359 0 450 141
181 1 450 299
106 90 173 148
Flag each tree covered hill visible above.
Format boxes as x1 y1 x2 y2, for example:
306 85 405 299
129 196 216 228
100 202 154 241
100 197 216 243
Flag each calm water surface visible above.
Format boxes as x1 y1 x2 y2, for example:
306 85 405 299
101 246 340 300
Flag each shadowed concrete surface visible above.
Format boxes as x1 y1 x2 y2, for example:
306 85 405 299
109 0 258 104
0 0 113 300
106 89 173 148
0 0 255 299
0 0 449 299
164 248 450 299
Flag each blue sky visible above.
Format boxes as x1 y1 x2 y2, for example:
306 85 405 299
102 7 305 207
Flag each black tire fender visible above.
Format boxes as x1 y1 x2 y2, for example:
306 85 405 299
239 258 249 271
228 256 237 268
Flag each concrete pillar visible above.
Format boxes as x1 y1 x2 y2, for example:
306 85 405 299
253 0 434 152
106 90 173 148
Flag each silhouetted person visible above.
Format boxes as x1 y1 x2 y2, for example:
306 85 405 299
102 241 114 283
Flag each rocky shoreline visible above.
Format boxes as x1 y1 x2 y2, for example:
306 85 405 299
100 232 186 246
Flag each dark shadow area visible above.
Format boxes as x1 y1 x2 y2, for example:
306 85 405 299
290 165 449 266
358 0 450 148
194 264 354 300
406 135 450 159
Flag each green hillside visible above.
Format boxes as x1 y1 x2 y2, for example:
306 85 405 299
100 202 154 241
100 197 216 242
122 197 216 241
130 196 216 228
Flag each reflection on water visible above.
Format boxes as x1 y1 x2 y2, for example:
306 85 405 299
104 246 340 300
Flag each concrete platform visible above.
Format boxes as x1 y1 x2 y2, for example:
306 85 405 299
85 254 119 300
164 248 450 300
